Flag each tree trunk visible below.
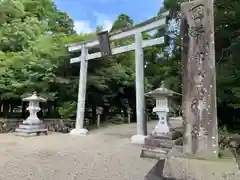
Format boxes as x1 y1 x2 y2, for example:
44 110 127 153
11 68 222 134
21 102 27 119
102 106 110 122
3 101 9 118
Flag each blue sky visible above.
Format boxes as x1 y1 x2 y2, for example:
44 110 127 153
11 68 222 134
55 0 163 33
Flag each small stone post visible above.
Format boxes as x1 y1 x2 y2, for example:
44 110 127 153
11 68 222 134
96 107 103 128
127 107 132 124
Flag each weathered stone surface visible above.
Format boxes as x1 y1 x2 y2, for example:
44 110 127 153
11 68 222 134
15 128 47 133
142 130 183 160
151 131 183 141
141 117 183 159
162 146 239 180
15 124 48 136
19 124 45 130
141 146 169 160
168 117 183 130
145 135 174 148
181 0 218 157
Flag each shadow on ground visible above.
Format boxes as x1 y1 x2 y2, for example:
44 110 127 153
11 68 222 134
145 160 178 180
103 132 133 138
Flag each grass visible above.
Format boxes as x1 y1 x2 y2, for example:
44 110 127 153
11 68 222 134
181 148 235 162
218 149 235 159
230 148 240 169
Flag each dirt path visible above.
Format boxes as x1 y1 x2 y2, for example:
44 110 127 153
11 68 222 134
0 121 157 180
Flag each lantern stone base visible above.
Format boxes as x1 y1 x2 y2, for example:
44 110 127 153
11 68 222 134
131 134 146 145
70 128 88 136
153 124 170 135
23 118 42 125
141 128 183 159
15 124 48 136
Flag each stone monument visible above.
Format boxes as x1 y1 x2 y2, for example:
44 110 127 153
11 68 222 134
141 82 183 159
180 0 219 158
15 92 48 136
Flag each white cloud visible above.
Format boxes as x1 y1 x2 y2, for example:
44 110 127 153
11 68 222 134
74 20 94 34
74 13 114 34
102 19 113 31
93 12 114 31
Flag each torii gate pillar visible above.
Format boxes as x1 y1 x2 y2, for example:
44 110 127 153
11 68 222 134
131 32 147 144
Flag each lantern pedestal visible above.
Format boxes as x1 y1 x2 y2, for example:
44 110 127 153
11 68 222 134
70 128 88 136
23 105 42 125
142 127 183 159
153 107 170 135
15 92 48 136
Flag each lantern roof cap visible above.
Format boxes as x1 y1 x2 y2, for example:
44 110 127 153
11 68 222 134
22 92 46 102
145 81 181 97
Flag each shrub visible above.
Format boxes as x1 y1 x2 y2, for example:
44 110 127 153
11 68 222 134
57 101 76 119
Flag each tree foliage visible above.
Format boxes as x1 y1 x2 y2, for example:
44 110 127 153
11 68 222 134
0 0 93 116
163 0 240 128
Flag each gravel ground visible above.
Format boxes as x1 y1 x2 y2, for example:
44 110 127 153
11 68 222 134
0 121 158 180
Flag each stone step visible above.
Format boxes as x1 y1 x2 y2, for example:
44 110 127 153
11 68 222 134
144 142 173 149
151 131 183 141
19 124 45 130
15 128 48 137
15 128 47 133
145 138 174 149
151 135 172 140
141 146 170 159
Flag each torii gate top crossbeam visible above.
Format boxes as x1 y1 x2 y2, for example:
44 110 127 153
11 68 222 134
66 11 169 59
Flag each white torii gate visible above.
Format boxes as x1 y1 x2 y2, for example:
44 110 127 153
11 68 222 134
66 11 168 144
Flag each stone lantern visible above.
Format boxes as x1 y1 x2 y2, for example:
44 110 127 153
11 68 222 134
16 92 48 135
141 82 182 158
145 82 180 135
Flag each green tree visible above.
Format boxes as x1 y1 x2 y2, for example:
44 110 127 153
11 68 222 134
162 0 240 128
96 25 104 33
0 0 93 117
110 14 134 32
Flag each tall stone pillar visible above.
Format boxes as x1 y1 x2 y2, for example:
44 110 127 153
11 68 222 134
131 32 147 144
181 0 218 157
70 44 89 136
